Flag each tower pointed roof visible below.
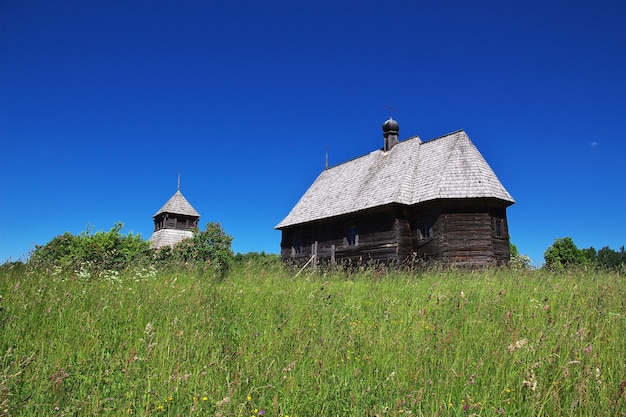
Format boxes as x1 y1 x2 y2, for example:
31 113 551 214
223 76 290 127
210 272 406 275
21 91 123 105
153 190 200 218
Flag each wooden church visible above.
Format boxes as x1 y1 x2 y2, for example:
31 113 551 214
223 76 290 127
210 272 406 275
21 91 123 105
276 117 515 267
149 180 200 249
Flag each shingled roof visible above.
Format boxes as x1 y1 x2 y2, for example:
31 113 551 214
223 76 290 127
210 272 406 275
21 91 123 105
276 130 514 229
153 190 200 218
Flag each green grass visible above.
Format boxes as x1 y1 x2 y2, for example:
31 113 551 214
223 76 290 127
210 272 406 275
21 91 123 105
1 262 624 416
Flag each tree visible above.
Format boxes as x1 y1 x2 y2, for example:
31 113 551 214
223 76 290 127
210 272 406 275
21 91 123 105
596 246 626 270
157 222 235 275
581 246 597 264
544 237 587 270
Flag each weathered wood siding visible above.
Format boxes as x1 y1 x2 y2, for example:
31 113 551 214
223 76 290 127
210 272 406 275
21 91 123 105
395 218 413 264
280 200 511 268
280 209 402 266
439 212 495 266
154 214 199 232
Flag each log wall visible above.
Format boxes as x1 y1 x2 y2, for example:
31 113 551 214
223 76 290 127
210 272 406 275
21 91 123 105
280 200 511 268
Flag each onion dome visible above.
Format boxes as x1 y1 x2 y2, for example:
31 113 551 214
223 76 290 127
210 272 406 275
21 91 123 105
382 117 399 134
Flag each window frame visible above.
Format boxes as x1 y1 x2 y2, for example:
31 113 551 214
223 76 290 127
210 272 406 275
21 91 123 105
291 234 302 255
346 225 358 246
493 218 507 238
417 221 432 240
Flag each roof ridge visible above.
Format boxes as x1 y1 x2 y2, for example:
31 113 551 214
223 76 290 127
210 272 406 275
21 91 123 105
422 129 466 144
325 134 423 171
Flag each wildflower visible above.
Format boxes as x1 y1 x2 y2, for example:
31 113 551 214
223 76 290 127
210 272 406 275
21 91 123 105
247 395 252 401
202 396 208 401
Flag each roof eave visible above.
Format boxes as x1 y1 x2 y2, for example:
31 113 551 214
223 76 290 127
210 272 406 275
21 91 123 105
275 196 515 230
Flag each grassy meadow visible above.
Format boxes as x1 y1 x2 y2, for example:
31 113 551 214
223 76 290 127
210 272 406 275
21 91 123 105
1 261 624 416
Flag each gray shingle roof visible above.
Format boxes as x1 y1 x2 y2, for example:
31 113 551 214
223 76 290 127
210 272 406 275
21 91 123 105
276 130 514 229
153 190 200 218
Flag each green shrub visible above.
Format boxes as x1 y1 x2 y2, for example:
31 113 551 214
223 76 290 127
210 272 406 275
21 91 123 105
154 222 235 275
509 242 531 270
28 223 150 274
28 221 236 277
29 232 79 270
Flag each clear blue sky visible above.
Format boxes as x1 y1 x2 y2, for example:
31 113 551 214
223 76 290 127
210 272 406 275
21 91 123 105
1 0 625 266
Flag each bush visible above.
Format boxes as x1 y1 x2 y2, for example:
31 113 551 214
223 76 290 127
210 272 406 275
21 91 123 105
154 222 235 275
29 223 151 274
29 221 236 277
509 242 531 270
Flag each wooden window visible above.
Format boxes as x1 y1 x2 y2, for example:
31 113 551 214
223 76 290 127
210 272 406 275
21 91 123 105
292 235 302 255
418 222 432 239
347 226 358 246
494 218 507 238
